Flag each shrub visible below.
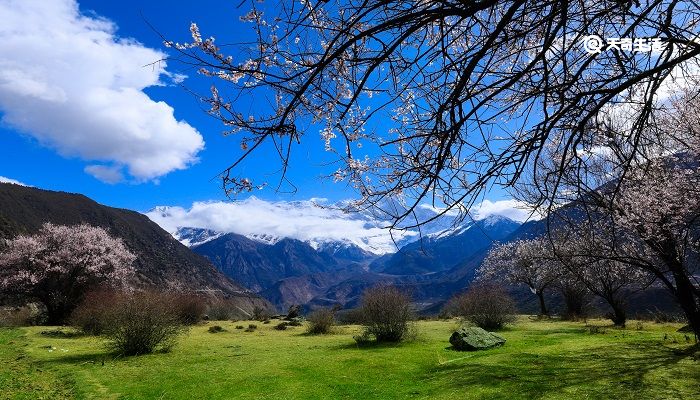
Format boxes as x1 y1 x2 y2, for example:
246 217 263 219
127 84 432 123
235 325 244 329
648 307 687 324
286 304 302 319
306 308 335 334
357 285 413 343
208 325 225 333
274 322 288 330
0 303 47 327
588 325 606 334
445 284 517 330
206 299 237 320
252 306 271 321
352 331 373 346
169 294 206 325
102 291 185 356
336 307 364 325
70 289 120 335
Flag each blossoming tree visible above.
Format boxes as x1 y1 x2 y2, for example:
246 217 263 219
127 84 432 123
168 1 700 229
479 238 559 315
0 223 135 324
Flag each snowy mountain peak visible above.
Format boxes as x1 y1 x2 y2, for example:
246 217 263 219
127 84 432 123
174 227 223 247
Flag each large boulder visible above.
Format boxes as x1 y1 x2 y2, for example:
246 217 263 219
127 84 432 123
449 327 506 351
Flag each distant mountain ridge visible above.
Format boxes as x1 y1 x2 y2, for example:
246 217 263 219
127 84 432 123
185 214 521 310
0 183 271 315
370 215 520 275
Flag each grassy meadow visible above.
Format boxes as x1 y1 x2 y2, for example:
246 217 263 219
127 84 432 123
1 318 698 399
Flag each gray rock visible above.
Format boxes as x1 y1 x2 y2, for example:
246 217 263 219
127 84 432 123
450 327 506 351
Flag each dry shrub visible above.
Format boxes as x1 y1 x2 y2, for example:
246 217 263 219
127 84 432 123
446 284 517 330
306 308 335 334
274 322 288 330
0 303 47 327
70 289 120 334
102 291 185 356
206 298 238 320
252 306 271 321
336 308 364 325
286 304 302 319
357 285 413 343
168 293 206 325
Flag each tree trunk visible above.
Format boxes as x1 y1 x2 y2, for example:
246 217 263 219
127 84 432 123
608 301 627 327
656 248 700 339
561 286 587 320
536 290 548 316
669 268 700 339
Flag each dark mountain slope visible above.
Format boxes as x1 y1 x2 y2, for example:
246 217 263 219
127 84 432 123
0 183 270 314
193 233 341 293
371 215 520 275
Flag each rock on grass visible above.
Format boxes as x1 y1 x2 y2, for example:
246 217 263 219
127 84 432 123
450 327 506 351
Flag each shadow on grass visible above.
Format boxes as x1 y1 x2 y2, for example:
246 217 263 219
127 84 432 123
423 341 698 398
38 329 86 339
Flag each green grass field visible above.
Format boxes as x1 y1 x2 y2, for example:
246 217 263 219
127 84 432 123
1 318 698 399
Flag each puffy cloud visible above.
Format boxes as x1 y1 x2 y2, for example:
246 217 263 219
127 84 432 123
418 199 536 222
84 165 124 184
0 176 29 186
0 0 204 182
146 197 418 254
470 199 538 222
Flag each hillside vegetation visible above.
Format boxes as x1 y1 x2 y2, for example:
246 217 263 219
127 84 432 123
1 319 697 399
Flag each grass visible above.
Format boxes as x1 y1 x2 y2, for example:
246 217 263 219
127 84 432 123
0 318 698 399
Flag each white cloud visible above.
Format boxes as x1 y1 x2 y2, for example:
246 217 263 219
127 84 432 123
470 199 538 222
146 197 418 255
0 176 29 186
84 165 124 184
145 196 534 254
0 0 204 183
417 199 536 222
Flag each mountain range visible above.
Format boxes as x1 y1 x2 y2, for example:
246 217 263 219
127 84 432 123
184 214 521 311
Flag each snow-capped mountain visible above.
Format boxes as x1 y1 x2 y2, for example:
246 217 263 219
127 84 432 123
174 227 224 247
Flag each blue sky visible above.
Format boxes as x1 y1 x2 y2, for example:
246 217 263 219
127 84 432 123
0 0 353 210
0 0 522 231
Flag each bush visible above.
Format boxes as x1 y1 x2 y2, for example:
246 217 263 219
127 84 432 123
252 306 271 321
169 294 206 325
306 308 335 334
102 291 185 356
235 325 244 329
335 307 364 325
274 322 288 330
70 289 120 335
206 299 238 320
0 303 47 327
208 325 225 333
357 285 413 343
286 304 302 319
445 284 517 330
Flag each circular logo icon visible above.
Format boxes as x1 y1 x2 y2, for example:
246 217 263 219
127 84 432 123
582 35 604 54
